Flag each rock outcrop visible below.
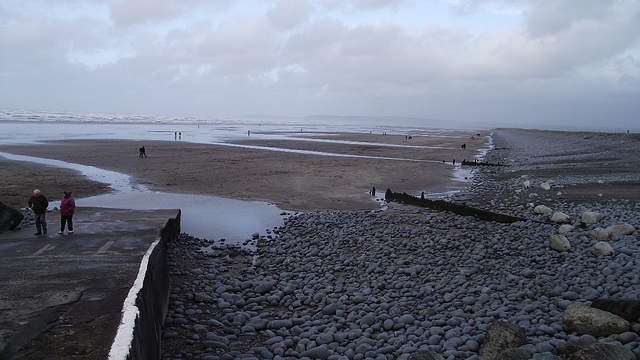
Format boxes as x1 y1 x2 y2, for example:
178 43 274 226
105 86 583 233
478 321 526 360
563 303 631 337
0 202 24 233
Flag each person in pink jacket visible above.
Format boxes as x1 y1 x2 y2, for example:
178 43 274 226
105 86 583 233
59 190 75 234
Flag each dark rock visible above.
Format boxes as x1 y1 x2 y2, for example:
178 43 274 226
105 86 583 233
591 299 640 323
554 342 584 359
494 347 531 360
300 345 332 359
255 282 273 294
567 343 635 360
0 202 24 233
407 350 446 360
479 321 526 360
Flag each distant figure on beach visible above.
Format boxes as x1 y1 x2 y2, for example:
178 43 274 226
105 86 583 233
28 189 48 235
461 143 466 149
175 132 177 140
58 190 75 234
248 130 251 136
139 146 147 158
179 132 182 140
371 187 376 196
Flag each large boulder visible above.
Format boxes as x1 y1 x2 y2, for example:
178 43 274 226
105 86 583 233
591 228 610 241
591 299 640 323
549 234 571 252
478 321 526 360
558 224 575 235
0 202 24 233
563 303 631 337
551 212 571 223
493 347 531 360
606 223 636 236
407 350 446 360
581 211 604 225
567 342 635 360
534 205 553 214
591 241 614 257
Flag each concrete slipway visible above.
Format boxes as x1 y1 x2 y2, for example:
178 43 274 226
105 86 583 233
0 207 180 360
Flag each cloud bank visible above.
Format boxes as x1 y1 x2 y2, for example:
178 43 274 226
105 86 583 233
1 0 639 130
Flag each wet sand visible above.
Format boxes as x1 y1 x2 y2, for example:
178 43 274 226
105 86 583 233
0 131 488 211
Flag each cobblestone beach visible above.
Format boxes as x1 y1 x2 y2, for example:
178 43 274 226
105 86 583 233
161 129 640 360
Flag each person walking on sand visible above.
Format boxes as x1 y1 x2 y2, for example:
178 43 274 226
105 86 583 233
139 146 147 158
28 189 49 235
58 190 75 234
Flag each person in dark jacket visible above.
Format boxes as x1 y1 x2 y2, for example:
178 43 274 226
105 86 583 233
28 189 49 235
59 190 75 234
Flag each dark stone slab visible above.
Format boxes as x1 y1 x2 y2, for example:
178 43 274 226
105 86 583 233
0 201 23 233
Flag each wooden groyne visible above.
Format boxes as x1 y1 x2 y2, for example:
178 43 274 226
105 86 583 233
461 159 508 167
384 189 548 224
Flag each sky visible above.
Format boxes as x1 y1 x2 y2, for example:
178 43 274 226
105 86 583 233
1 0 639 130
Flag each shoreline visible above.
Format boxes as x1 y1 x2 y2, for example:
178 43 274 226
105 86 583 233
0 130 489 211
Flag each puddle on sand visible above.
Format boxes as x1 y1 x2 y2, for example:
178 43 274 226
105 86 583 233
79 192 290 244
0 151 289 244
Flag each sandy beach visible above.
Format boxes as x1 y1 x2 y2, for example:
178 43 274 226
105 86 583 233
0 130 488 211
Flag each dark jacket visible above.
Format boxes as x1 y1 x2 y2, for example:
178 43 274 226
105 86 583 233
28 194 49 214
60 191 75 216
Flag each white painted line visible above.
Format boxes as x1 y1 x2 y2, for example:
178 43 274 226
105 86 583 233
33 244 56 256
95 241 114 254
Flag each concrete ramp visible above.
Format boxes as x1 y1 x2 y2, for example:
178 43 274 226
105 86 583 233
0 207 180 360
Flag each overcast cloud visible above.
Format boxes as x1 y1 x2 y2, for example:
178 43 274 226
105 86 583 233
1 0 639 130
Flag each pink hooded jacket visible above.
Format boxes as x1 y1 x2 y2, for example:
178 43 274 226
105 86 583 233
60 190 75 216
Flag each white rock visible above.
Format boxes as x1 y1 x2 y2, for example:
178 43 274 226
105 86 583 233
558 224 575 235
534 205 553 214
592 228 611 241
551 212 571 223
582 211 604 224
606 223 636 235
527 203 535 208
541 182 551 191
592 241 614 256
523 180 531 188
556 191 563 196
515 189 522 193
528 193 538 198
550 234 571 252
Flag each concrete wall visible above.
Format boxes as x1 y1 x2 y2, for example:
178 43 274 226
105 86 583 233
126 210 181 360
